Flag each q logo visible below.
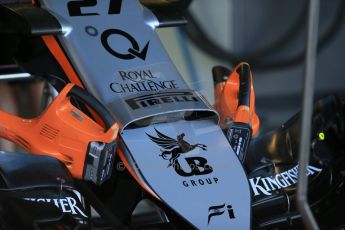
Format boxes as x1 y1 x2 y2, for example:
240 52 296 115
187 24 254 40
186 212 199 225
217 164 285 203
101 29 150 60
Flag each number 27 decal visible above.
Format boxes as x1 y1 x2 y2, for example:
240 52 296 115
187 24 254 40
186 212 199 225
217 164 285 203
67 0 149 61
67 0 122 16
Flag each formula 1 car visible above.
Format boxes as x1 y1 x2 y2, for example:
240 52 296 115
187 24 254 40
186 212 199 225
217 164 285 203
0 0 344 229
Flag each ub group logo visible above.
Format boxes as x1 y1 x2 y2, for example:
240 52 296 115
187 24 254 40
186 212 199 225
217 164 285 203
147 128 207 167
146 128 213 177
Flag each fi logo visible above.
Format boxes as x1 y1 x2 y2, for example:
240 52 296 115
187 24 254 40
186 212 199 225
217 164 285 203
208 203 236 225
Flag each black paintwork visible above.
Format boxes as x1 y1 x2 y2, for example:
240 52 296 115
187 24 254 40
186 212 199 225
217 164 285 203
140 0 187 28
246 95 345 229
0 3 62 36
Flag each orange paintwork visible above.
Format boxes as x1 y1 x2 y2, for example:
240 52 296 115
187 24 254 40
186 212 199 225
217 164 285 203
41 34 154 194
0 84 119 179
214 62 260 136
41 35 107 127
42 35 84 88
41 30 170 199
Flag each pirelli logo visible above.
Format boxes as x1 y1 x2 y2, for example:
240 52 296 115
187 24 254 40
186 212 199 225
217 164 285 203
125 91 199 110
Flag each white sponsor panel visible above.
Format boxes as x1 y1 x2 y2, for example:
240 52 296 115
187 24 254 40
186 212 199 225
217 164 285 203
24 190 87 218
249 165 322 196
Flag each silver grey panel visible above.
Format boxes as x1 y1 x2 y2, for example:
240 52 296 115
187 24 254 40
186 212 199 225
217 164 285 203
39 0 214 129
121 120 251 229
107 89 218 130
